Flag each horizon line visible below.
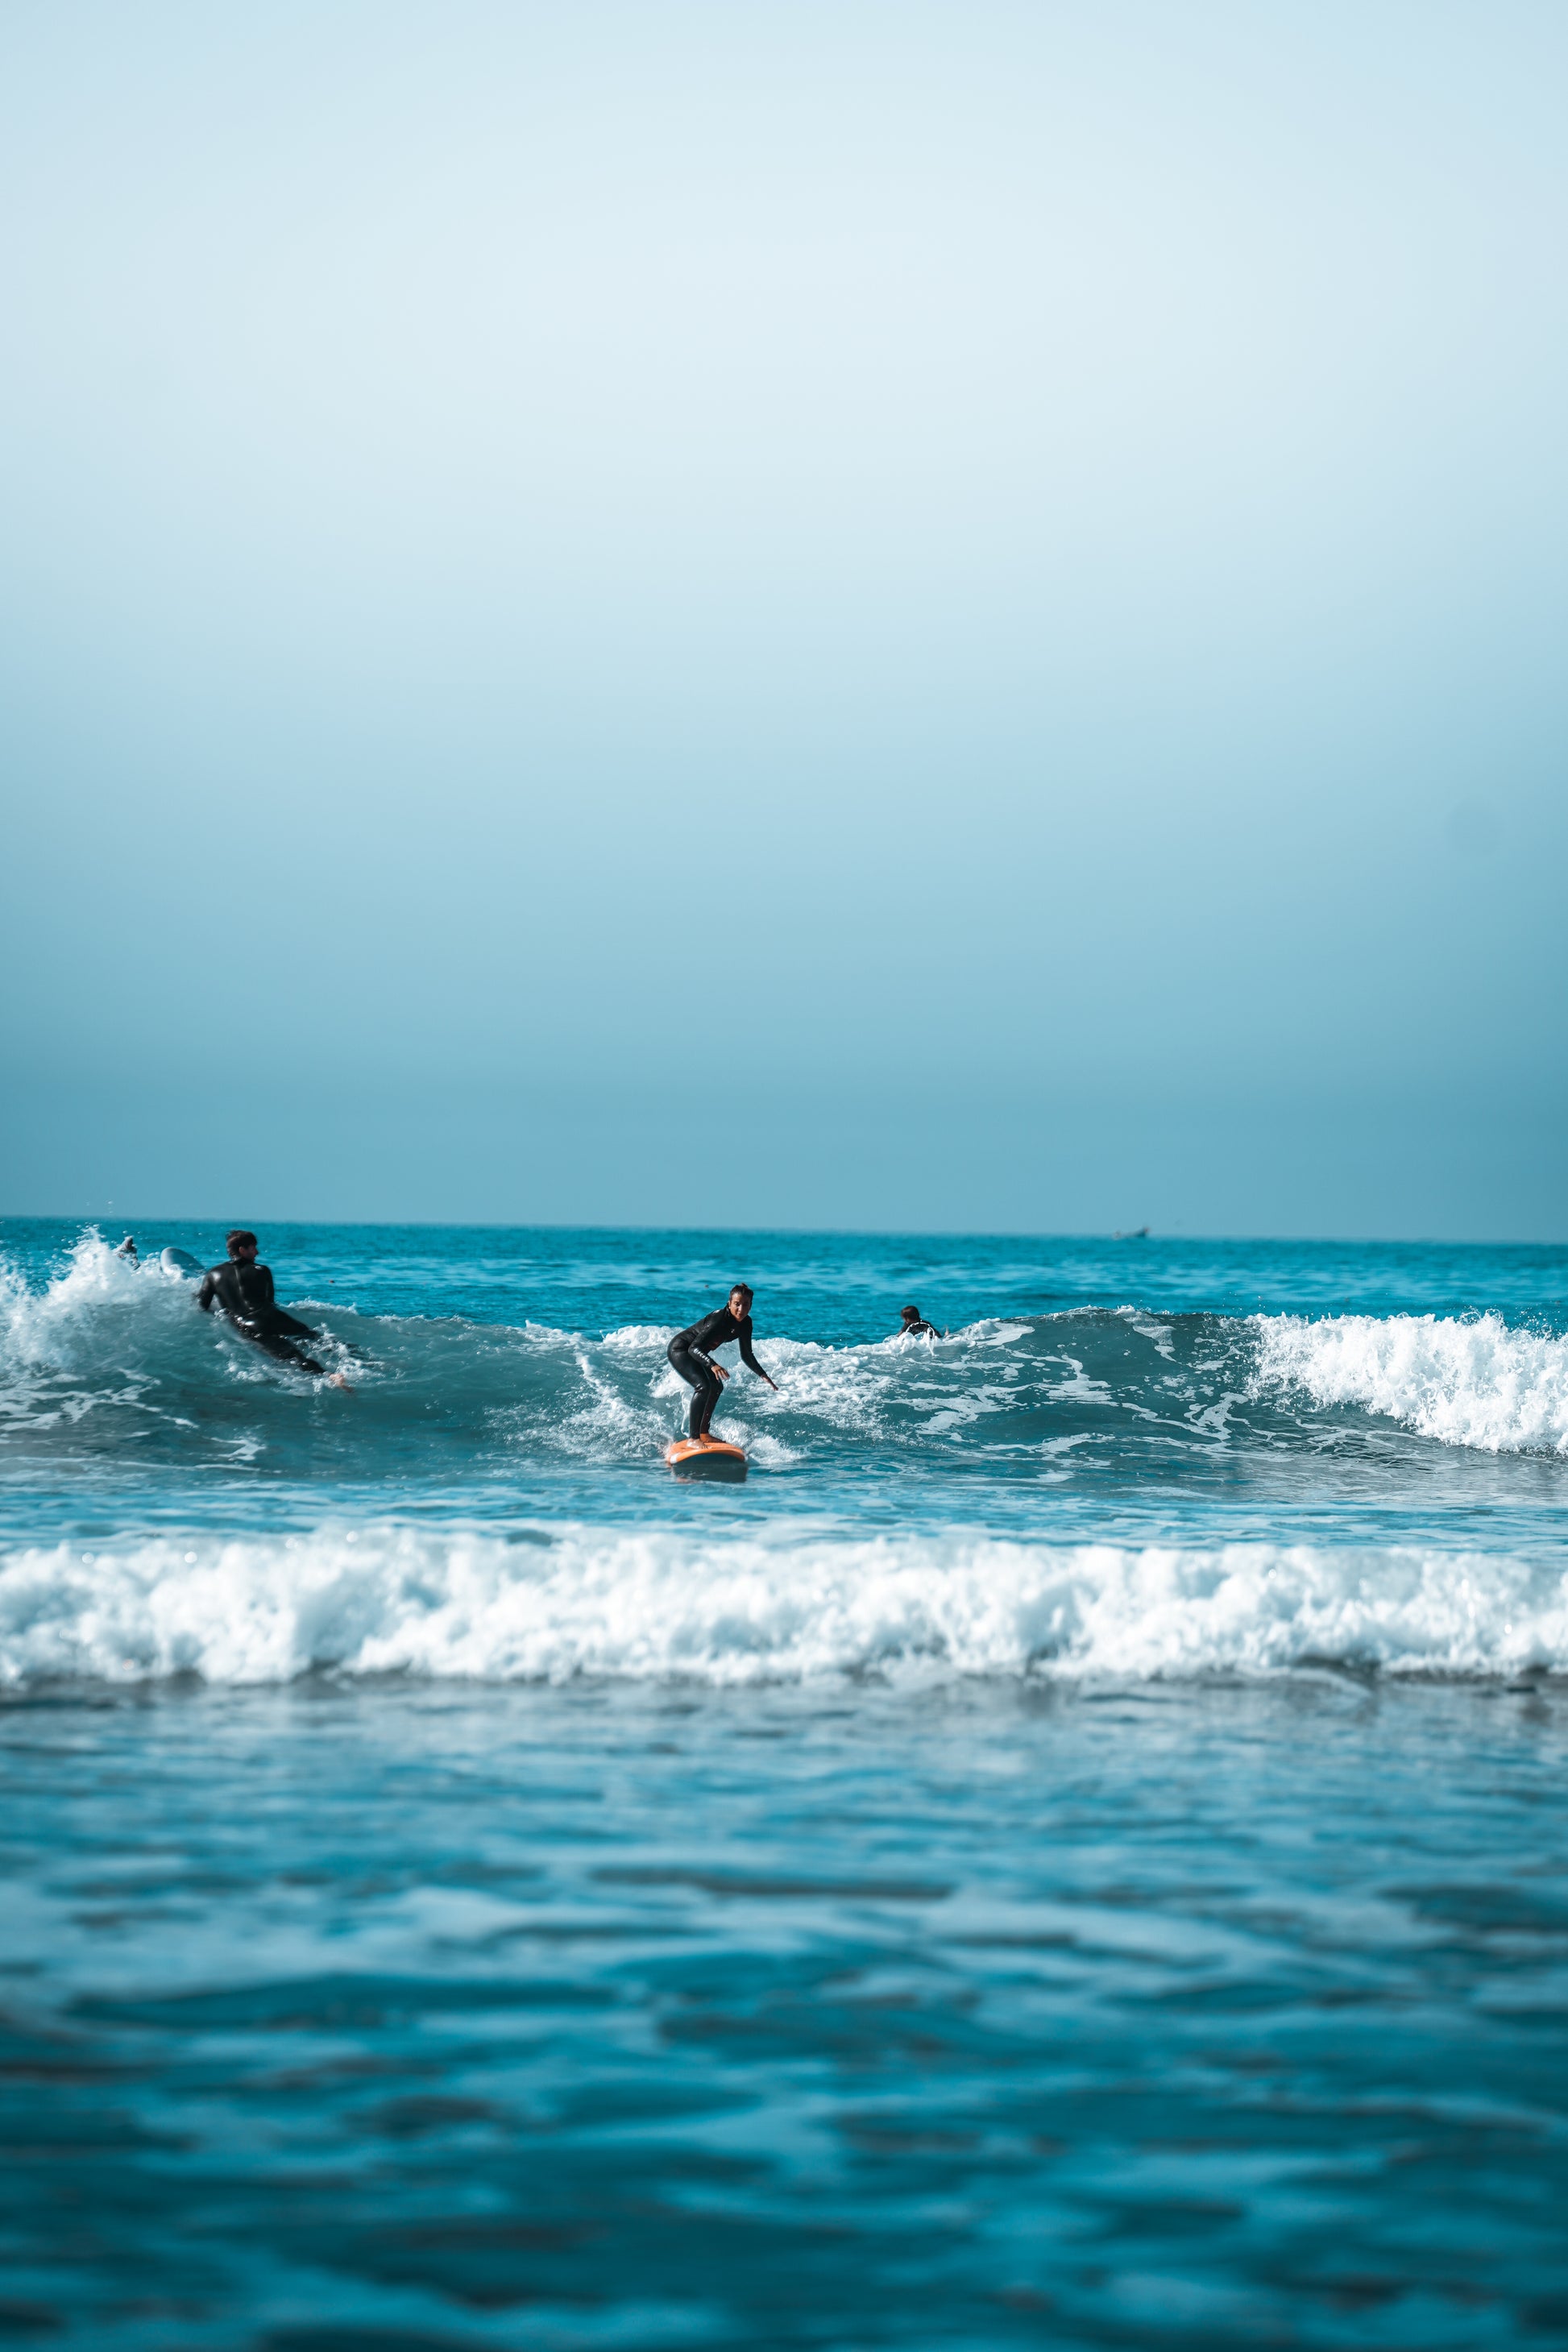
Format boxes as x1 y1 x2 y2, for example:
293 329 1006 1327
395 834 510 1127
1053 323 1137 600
2 1213 1562 1252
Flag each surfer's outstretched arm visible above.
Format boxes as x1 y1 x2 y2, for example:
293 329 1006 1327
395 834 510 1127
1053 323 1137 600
724 1281 777 1389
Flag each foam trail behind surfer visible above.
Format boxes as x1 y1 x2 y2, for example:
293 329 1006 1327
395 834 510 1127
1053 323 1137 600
666 1284 777 1438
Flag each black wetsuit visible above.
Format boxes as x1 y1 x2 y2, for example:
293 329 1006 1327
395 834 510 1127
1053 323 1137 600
667 1305 769 1439
900 1317 939 1339
197 1259 326 1375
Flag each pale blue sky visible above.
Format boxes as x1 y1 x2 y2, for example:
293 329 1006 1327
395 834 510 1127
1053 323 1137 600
2 1 1565 1234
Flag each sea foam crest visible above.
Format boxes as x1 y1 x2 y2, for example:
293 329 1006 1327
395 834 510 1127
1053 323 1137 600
1254 1312 1568 1454
0 1228 164 1368
2 1528 1564 1687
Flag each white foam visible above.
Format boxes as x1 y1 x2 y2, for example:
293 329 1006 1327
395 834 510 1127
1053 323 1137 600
1255 1312 1568 1454
0 1229 160 1370
0 1230 367 1408
2 1526 1563 1688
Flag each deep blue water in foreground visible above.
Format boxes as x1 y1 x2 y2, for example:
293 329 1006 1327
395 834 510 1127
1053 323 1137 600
2 1222 1566 2346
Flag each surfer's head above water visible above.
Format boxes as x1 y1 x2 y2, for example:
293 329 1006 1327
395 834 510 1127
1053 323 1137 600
226 1230 259 1263
728 1284 753 1316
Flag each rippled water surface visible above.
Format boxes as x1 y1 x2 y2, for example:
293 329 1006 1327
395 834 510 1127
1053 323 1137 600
6 1679 1568 2350
2 1222 1566 2344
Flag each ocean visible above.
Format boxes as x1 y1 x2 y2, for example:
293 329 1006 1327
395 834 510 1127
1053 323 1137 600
2 1220 1566 2348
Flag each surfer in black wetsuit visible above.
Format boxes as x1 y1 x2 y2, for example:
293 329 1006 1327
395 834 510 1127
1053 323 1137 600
196 1230 351 1388
667 1284 778 1440
897 1304 940 1338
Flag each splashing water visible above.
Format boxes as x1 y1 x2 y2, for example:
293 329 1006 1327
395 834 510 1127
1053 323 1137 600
1 1222 1565 1686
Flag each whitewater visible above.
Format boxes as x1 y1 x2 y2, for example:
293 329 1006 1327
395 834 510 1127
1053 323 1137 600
2 1222 1566 1689
7 1525 1566 1687
6 1220 1568 2350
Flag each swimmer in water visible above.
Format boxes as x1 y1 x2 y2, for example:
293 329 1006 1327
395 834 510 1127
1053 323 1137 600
196 1230 351 1388
897 1304 940 1338
667 1284 778 1440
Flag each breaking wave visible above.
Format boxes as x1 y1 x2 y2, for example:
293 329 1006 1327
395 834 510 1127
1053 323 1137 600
1253 1311 1568 1454
2 1525 1563 1688
2 1234 1563 1689
2 1232 1566 1476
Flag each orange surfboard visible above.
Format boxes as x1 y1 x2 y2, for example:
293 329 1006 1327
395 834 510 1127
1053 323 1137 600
664 1435 748 1482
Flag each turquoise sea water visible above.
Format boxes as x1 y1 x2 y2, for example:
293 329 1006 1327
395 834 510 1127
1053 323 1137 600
2 1222 1566 2346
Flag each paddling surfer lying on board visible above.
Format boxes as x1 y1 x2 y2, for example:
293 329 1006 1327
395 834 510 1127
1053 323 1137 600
197 1230 352 1388
667 1284 778 1440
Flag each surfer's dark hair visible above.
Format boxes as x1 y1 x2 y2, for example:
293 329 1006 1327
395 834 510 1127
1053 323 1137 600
730 1282 753 1303
226 1229 259 1256
902 1303 920 1318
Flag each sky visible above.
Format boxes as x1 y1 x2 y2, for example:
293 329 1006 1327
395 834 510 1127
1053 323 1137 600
2 0 1565 1238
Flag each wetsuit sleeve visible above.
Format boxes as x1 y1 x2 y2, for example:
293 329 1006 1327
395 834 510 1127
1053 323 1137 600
737 1319 769 1379
682 1311 723 1370
196 1271 217 1313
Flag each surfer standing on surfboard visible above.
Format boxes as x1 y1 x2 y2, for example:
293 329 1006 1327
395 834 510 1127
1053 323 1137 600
667 1285 778 1440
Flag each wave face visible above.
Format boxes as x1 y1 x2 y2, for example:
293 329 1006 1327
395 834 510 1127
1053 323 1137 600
3 1234 1566 1485
2 1226 1565 1687
3 1526 1564 1688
